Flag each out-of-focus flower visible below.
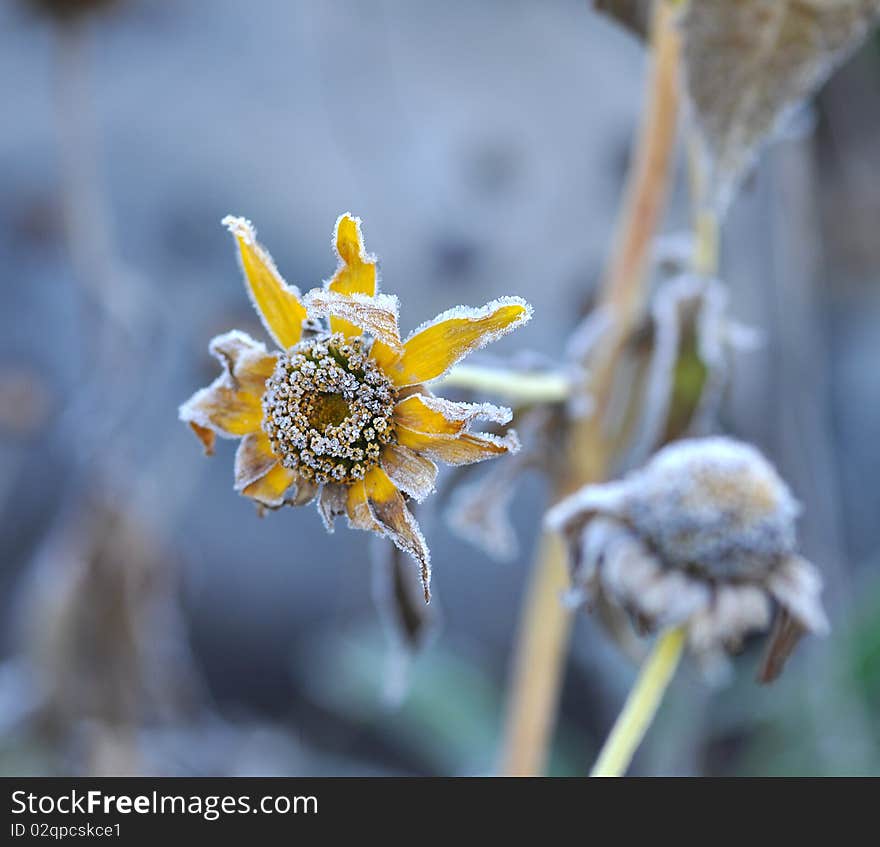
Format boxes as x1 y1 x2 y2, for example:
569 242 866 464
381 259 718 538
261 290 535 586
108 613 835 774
180 214 531 600
546 437 829 680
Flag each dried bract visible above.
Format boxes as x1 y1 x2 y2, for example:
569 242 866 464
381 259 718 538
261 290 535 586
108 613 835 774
682 0 880 213
546 437 829 680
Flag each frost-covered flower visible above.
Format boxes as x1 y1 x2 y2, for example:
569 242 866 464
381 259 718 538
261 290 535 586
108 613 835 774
180 214 531 600
546 437 829 679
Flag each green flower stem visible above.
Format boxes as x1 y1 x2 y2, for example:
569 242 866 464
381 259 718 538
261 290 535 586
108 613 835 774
590 627 686 777
437 364 570 405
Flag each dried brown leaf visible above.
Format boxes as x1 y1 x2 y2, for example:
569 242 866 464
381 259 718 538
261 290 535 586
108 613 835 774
682 0 880 213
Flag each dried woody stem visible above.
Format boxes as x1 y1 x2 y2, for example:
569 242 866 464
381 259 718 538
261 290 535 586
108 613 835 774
498 0 682 776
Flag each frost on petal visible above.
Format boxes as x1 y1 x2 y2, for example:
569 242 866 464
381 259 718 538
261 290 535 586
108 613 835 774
179 330 274 444
234 432 279 492
396 427 520 467
208 329 277 396
346 479 383 532
625 275 754 466
682 0 880 214
393 393 512 437
380 444 437 503
179 382 263 440
327 213 379 338
364 467 432 602
305 289 402 352
241 463 297 508
222 216 307 349
383 296 533 387
317 483 349 532
544 480 629 535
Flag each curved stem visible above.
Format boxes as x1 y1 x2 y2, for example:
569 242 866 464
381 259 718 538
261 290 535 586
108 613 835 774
498 0 682 776
590 627 686 777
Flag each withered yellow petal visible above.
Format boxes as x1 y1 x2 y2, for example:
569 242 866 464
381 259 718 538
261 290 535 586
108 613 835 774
364 466 432 601
179 381 263 439
180 330 274 444
383 297 532 387
223 216 307 349
396 427 520 466
234 431 279 492
305 289 403 352
242 463 297 507
329 213 378 337
346 479 382 532
381 444 437 502
393 394 513 437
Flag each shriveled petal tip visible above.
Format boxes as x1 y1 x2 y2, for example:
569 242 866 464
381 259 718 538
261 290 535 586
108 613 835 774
328 214 379 337
189 422 216 455
234 432 278 492
393 394 512 437
346 479 383 533
396 426 520 467
180 330 275 445
381 444 438 502
179 382 263 441
304 289 402 352
317 483 349 532
364 466 432 602
382 296 533 387
222 215 307 350
209 330 277 395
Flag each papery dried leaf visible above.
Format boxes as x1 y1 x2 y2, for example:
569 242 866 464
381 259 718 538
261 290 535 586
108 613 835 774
682 0 880 213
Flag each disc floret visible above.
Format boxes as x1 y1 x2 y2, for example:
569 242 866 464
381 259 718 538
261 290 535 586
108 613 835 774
262 333 397 484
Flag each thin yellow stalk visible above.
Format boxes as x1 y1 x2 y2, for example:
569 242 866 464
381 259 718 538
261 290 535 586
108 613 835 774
498 0 681 776
590 627 686 777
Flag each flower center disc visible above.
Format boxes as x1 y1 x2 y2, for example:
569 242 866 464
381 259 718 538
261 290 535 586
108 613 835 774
261 333 397 485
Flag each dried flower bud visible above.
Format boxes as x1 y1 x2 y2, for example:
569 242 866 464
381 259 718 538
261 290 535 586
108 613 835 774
546 437 829 681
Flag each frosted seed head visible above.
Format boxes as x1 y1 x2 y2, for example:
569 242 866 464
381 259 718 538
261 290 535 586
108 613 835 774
547 437 828 678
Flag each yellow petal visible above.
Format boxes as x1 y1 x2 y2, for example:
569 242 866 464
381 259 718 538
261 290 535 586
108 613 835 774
329 213 378 337
393 394 512 437
364 466 432 601
346 479 382 532
381 297 532 387
396 427 520 466
305 289 402 352
242 463 297 507
234 431 279 491
380 444 437 502
180 381 262 439
209 330 277 395
223 216 307 349
179 330 274 443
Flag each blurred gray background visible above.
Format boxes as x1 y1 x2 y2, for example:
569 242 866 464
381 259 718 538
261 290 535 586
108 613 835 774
1 0 878 775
